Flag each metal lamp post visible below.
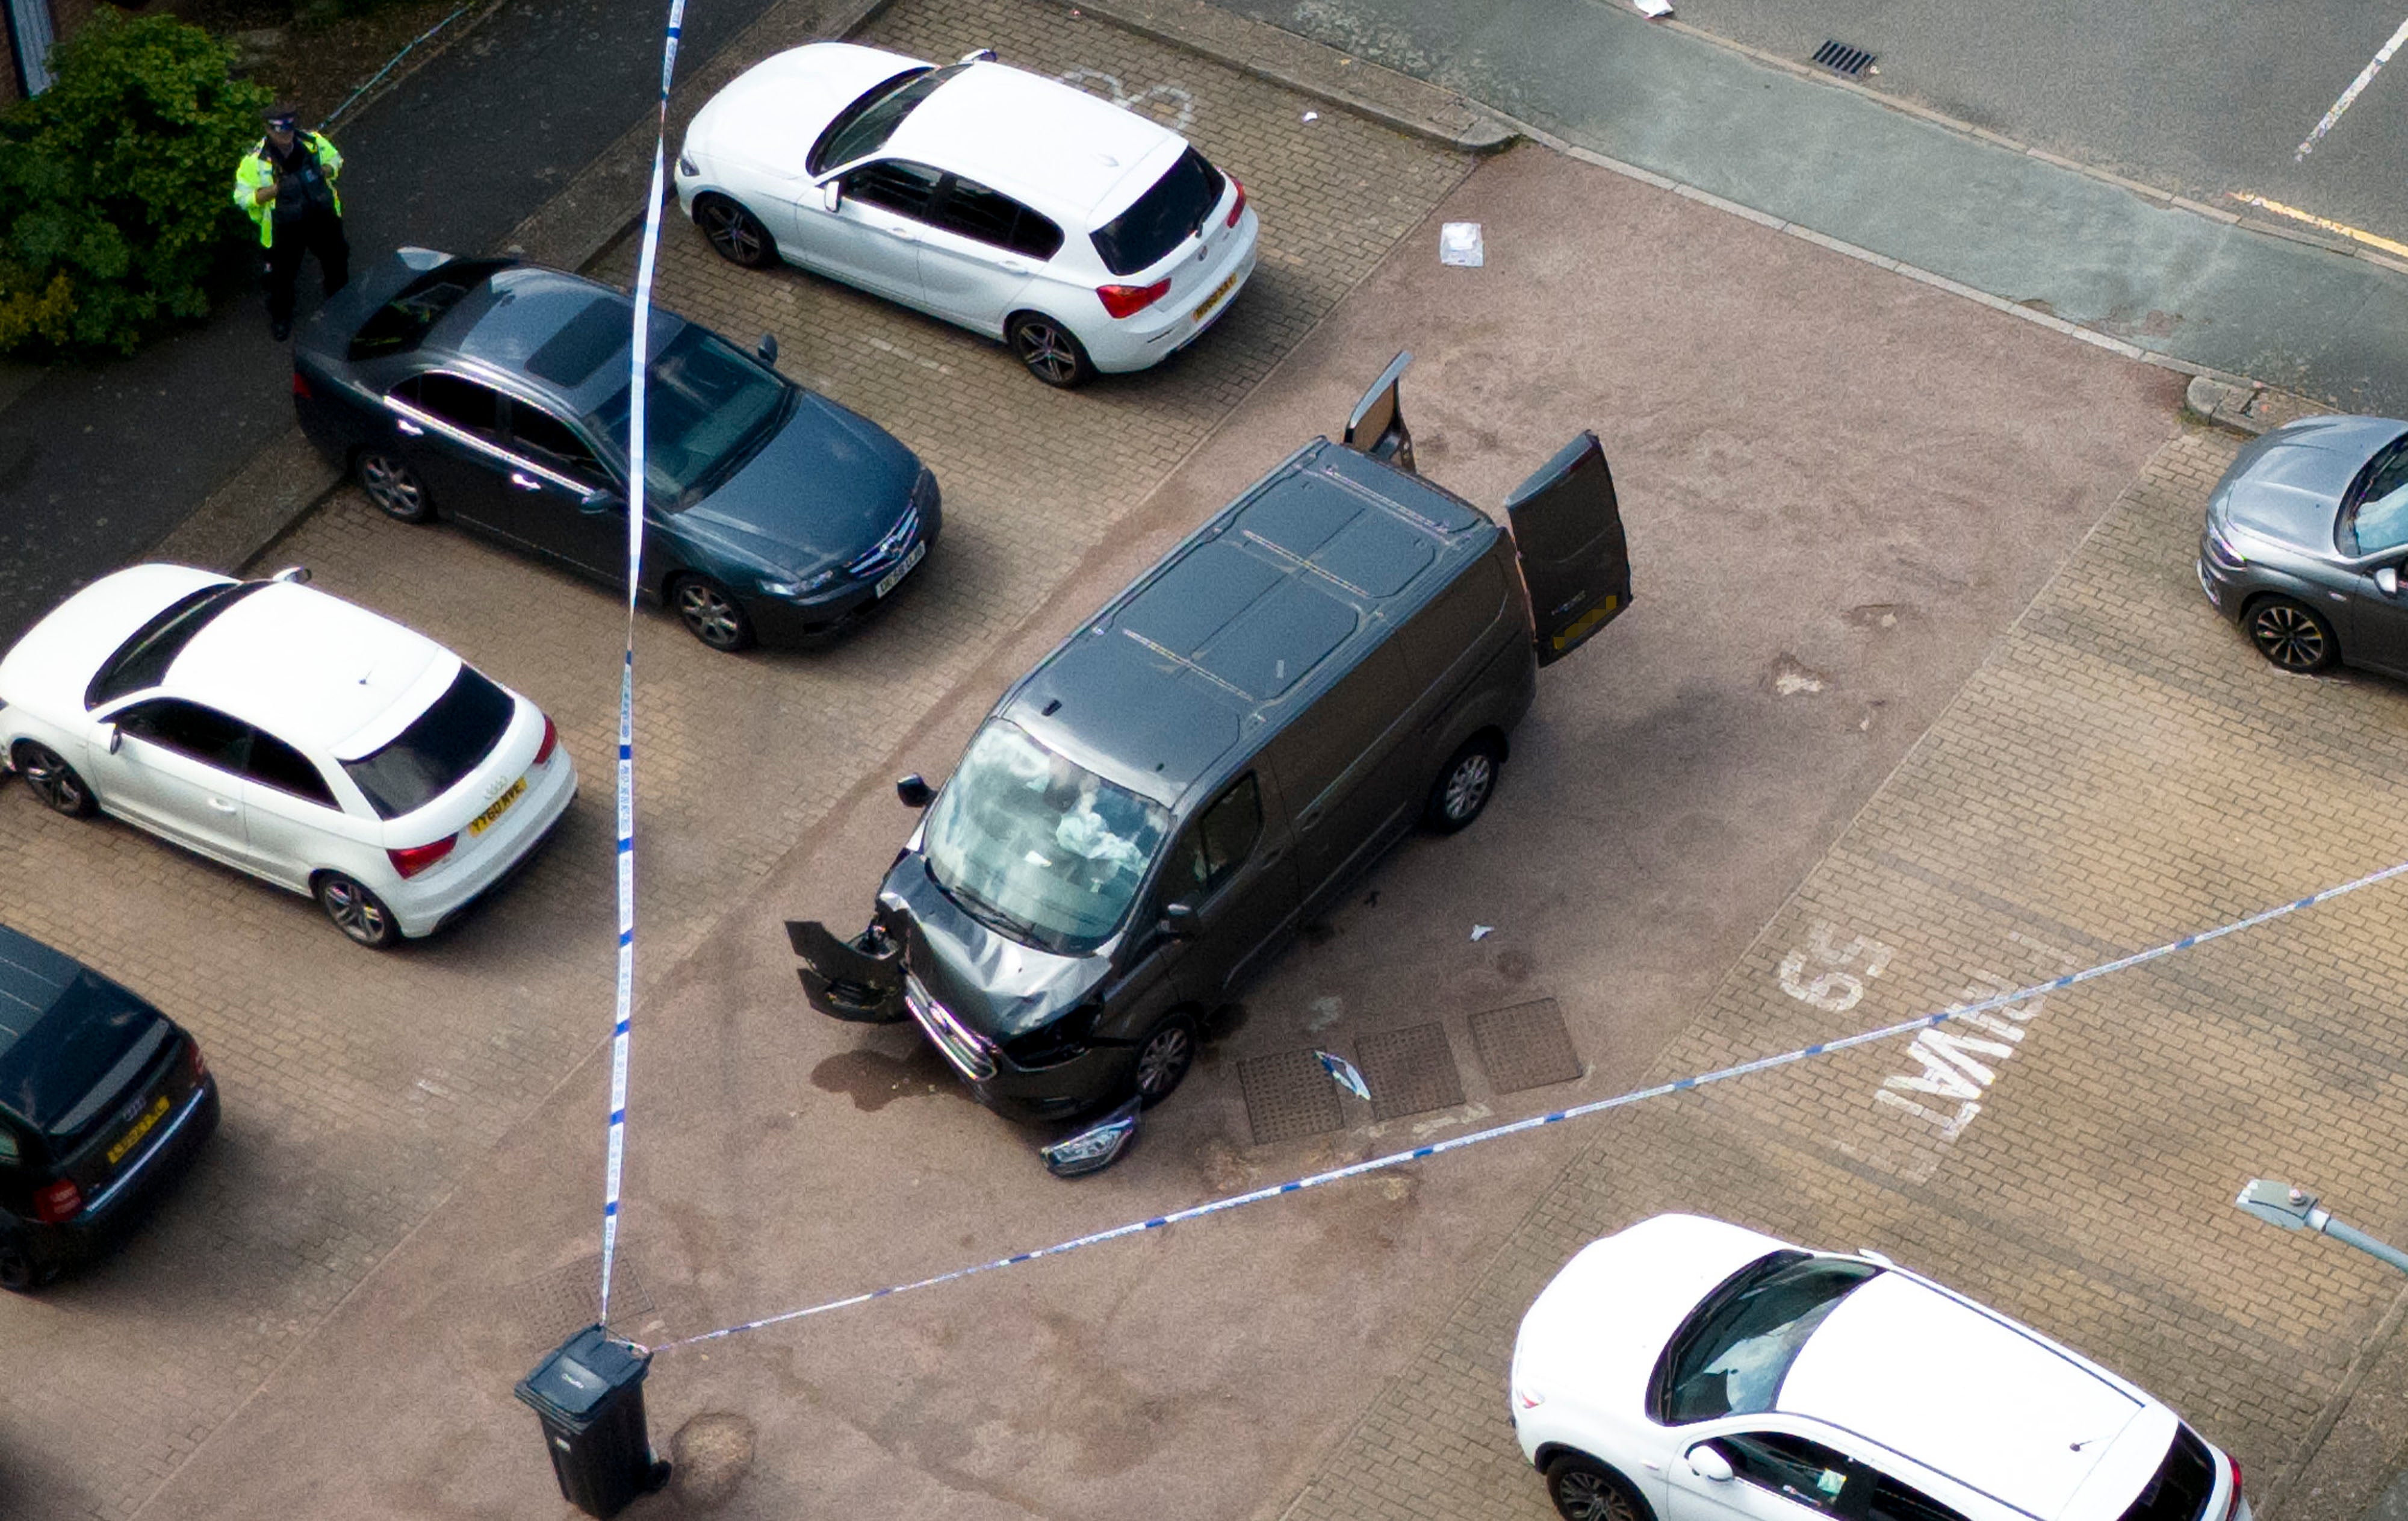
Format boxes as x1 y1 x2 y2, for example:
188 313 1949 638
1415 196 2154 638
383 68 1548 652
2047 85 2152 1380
2235 1178 2408 1277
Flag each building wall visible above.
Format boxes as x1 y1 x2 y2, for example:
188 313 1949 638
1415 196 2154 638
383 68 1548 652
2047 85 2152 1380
6 0 101 110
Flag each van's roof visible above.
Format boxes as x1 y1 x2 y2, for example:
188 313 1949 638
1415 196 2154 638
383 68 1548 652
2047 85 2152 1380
1003 440 1500 809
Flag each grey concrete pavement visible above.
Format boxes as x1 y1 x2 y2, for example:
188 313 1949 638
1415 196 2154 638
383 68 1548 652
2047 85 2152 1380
1205 0 2408 413
120 111 2180 1519
1665 0 2408 247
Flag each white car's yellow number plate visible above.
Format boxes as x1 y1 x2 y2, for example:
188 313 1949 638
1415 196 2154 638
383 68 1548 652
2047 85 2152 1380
468 776 527 836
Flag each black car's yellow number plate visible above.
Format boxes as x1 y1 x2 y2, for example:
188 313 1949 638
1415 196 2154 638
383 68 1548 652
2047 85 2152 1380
468 776 527 836
107 1094 170 1166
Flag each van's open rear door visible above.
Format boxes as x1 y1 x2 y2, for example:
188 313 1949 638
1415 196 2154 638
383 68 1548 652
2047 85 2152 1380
1342 350 1416 473
1504 431 1630 666
787 918 907 1022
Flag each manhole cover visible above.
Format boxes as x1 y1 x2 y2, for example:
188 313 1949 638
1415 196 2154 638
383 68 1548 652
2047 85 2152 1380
1811 39 1876 78
1469 998 1584 1093
1239 1048 1345 1145
506 1253 653 1342
1356 1024 1465 1121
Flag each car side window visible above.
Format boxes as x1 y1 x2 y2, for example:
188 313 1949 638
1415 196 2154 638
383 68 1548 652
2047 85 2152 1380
843 159 945 220
1165 775 1264 907
114 699 252 774
1864 1473 1971 1521
510 405 605 487
0 1116 22 1166
1717 1434 1857 1516
396 373 505 444
932 176 1064 261
245 730 338 808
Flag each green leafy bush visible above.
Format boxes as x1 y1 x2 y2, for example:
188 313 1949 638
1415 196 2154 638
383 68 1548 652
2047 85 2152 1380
0 13 272 355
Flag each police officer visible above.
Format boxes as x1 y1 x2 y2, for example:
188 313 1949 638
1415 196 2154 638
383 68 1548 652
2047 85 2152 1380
232 104 349 342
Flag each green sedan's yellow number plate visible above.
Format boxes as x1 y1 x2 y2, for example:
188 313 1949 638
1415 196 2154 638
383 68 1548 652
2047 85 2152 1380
1193 270 1240 322
468 776 527 836
107 1094 170 1165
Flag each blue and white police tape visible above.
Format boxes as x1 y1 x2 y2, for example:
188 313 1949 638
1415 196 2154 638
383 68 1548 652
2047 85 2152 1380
648 853 2408 1352
321 2 474 131
598 0 687 1330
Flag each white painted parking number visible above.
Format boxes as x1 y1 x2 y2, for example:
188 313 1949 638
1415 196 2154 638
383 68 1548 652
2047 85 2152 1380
1055 66 1198 133
1777 922 1895 1013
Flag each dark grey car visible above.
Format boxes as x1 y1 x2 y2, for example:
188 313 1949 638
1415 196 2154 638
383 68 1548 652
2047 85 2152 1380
2200 414 2408 674
293 247 940 652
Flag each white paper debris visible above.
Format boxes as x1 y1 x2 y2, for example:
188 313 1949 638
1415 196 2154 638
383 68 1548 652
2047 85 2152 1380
1471 924 1496 941
1439 222 1485 267
1633 0 1672 16
1301 110 1320 123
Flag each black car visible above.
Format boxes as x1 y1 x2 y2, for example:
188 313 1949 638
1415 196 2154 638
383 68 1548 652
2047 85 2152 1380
293 247 942 652
0 925 219 1289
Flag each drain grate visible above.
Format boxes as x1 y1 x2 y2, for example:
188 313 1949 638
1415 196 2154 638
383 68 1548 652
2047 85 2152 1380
1811 39 1876 78
1239 1048 1346 1145
1356 1024 1465 1121
504 1253 653 1342
1469 998 1585 1093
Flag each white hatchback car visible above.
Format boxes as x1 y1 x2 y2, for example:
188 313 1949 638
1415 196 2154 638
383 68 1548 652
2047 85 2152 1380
0 564 576 948
1512 1215 2247 1521
674 43 1259 387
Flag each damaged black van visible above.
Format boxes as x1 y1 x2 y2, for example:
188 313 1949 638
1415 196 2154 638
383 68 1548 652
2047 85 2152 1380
790 355 1630 1126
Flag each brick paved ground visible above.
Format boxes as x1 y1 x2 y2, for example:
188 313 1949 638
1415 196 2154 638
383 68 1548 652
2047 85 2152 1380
0 4 1468 1513
1280 426 2408 1521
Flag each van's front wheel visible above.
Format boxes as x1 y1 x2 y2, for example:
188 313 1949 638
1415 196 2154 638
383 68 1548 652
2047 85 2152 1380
1425 734 1504 833
1130 1013 1197 1107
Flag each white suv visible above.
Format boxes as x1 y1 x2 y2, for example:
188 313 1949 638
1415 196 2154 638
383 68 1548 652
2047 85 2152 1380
0 564 576 947
674 43 1259 387
1511 1215 2247 1521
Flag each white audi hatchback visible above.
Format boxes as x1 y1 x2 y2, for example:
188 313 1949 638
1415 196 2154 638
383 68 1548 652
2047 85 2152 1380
0 564 576 948
674 42 1259 387
1512 1215 2247 1521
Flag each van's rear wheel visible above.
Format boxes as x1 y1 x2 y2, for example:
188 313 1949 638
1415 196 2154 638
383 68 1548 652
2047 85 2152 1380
1425 734 1504 834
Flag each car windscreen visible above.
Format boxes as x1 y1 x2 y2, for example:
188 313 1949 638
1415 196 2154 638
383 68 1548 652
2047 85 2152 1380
2117 1426 2218 1521
591 326 792 511
1652 1252 1882 1423
347 260 514 361
2343 431 2408 554
0 970 170 1140
808 63 966 174
1091 147 1224 276
84 580 265 711
920 720 1171 956
341 664 517 820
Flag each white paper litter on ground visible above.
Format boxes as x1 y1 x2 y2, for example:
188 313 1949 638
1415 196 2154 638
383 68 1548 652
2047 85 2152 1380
1633 0 1672 15
1471 924 1496 941
1440 222 1485 267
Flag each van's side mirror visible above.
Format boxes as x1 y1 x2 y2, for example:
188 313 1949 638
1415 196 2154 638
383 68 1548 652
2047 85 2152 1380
2380 566 2401 597
1685 1445 1734 1483
756 332 778 367
1158 901 1200 939
820 179 843 213
102 724 122 755
896 774 933 809
579 488 622 516
269 565 312 585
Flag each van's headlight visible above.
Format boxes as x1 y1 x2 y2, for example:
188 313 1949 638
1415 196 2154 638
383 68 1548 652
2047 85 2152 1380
1005 1003 1101 1068
760 569 838 599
